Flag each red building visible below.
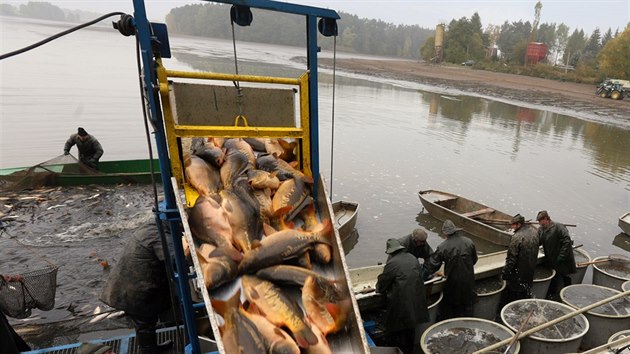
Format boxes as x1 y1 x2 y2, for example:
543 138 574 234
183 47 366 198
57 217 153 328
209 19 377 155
526 42 548 65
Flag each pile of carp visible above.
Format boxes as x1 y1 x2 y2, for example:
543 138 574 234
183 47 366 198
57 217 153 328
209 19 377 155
183 137 354 354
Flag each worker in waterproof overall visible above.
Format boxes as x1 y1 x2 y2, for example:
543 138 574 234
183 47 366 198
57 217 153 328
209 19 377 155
376 238 429 354
423 219 478 320
63 127 104 169
499 214 539 308
536 210 576 301
395 228 434 265
100 221 173 353
0 276 31 354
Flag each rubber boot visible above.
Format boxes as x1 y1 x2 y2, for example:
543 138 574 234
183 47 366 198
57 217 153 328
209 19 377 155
136 329 173 354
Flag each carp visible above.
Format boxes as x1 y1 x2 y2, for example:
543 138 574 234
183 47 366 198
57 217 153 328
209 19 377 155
255 265 337 291
299 204 332 264
256 154 295 181
252 188 273 224
271 175 313 217
239 225 331 274
243 138 267 152
302 275 351 336
241 308 300 354
241 275 318 348
184 154 222 196
211 289 267 354
219 181 262 254
220 149 251 189
187 196 236 253
196 243 239 290
248 169 280 190
224 138 256 167
191 137 225 168
304 320 332 354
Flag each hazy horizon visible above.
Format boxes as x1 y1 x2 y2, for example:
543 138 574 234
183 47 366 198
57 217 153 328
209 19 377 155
4 0 629 35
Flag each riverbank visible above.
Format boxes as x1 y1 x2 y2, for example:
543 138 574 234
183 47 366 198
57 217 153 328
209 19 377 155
320 58 630 125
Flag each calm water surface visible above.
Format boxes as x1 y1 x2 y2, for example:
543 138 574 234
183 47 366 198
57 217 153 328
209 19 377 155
2 17 629 270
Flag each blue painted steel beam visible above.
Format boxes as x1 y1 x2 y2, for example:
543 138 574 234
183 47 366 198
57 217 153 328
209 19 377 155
132 1 201 353
202 0 340 19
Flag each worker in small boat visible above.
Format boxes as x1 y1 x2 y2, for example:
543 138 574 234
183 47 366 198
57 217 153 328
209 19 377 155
423 219 477 320
376 238 429 354
536 210 576 301
63 127 104 169
100 221 173 353
500 214 539 307
395 228 433 264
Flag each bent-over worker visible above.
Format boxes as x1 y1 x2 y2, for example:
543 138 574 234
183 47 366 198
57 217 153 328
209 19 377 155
100 221 173 353
537 210 576 301
423 219 477 320
500 214 539 307
63 127 103 169
396 228 433 264
376 238 429 354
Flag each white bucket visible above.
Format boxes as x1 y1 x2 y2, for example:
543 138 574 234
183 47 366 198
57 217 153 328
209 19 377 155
501 299 589 354
592 256 630 291
421 317 520 354
473 276 505 320
622 280 630 292
532 265 556 299
571 248 591 285
560 284 630 350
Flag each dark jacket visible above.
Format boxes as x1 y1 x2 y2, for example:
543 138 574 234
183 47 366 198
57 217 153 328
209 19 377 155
423 232 478 306
64 133 104 167
397 234 434 262
100 222 171 318
376 250 429 333
502 224 539 292
538 221 576 276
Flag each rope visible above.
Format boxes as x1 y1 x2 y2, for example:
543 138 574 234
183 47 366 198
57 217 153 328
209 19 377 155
230 19 245 119
329 35 338 198
0 12 127 60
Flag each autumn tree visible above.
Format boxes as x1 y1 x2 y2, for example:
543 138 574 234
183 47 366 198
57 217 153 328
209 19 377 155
597 25 630 78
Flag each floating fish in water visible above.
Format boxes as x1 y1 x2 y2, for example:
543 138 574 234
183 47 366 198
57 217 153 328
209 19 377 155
184 154 222 196
197 243 239 290
239 224 330 274
241 306 300 354
241 275 318 348
302 275 351 336
211 289 267 354
188 196 235 253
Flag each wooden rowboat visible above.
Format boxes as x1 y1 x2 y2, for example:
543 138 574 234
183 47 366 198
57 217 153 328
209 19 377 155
418 189 516 246
332 200 360 241
619 212 630 235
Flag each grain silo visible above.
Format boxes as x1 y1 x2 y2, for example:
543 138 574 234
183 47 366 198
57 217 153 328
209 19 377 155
434 24 445 63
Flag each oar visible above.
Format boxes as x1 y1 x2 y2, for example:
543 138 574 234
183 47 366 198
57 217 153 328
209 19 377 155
503 308 535 354
577 254 629 267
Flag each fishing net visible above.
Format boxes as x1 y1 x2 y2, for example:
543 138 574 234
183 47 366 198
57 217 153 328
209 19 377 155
0 154 100 192
0 266 59 319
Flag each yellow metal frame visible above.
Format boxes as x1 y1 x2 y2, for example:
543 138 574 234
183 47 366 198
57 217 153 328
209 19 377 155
155 59 311 206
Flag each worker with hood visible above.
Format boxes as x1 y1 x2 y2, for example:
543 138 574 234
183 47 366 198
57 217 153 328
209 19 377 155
100 221 173 353
63 127 104 169
423 219 478 320
376 238 429 354
536 210 576 300
500 214 539 307
396 227 433 264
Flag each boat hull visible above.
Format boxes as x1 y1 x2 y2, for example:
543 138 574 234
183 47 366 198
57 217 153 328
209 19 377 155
333 200 359 241
619 212 630 235
418 189 514 246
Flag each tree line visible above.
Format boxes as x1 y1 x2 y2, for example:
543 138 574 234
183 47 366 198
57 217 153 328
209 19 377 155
1 1 101 22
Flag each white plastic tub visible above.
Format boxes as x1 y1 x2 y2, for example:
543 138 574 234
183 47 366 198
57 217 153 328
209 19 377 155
473 275 505 320
571 248 591 285
592 255 630 291
532 265 556 299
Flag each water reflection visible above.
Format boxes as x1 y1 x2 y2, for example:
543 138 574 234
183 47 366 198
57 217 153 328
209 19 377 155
341 228 360 255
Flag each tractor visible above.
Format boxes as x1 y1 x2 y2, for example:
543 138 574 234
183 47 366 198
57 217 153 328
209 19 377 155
596 79 625 100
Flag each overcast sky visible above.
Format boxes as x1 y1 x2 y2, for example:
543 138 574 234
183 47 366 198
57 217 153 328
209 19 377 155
8 0 630 34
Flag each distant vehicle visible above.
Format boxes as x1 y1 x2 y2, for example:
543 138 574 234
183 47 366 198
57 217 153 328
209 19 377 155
596 79 625 100
462 60 475 66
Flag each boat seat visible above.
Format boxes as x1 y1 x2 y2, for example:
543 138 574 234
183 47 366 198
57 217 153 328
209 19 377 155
461 207 495 218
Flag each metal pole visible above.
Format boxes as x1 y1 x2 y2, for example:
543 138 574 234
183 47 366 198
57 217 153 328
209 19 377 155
474 289 630 353
306 14 320 192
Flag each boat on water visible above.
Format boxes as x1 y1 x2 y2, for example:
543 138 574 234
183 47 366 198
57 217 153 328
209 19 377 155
332 200 360 241
619 212 630 235
0 159 160 188
418 189 518 246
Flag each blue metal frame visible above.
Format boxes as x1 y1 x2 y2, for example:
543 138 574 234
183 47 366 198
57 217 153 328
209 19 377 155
131 1 338 353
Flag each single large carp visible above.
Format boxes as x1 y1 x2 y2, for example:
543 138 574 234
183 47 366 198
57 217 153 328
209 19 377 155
188 196 236 253
196 243 239 290
220 181 262 254
211 290 267 353
241 275 318 349
184 154 222 196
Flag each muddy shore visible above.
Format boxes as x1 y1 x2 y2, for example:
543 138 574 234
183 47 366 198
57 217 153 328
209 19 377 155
320 58 630 124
